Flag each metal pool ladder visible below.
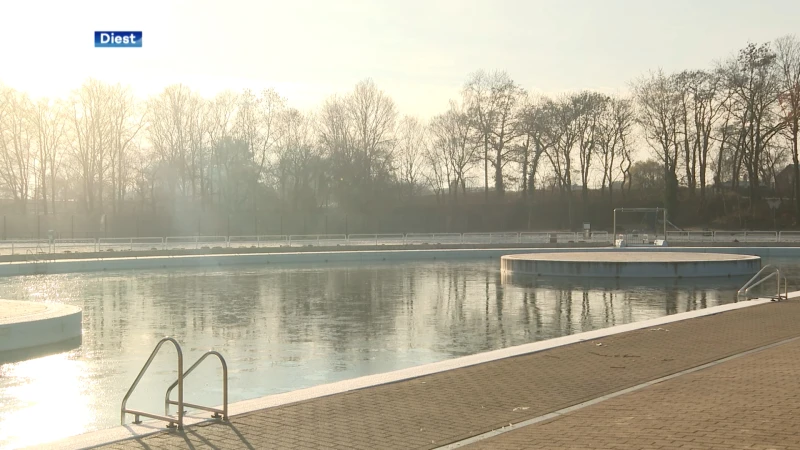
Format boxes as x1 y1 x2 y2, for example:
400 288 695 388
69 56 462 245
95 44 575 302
120 337 229 430
738 264 788 301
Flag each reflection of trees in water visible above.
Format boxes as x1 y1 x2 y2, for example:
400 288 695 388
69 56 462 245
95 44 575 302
272 265 408 358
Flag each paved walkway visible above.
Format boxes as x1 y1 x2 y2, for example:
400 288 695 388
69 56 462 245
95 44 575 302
94 301 800 450
464 336 800 450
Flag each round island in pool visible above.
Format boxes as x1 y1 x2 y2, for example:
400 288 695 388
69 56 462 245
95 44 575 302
500 252 761 278
0 300 82 353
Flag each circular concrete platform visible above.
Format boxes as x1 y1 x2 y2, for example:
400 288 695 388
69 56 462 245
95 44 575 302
500 252 761 278
0 300 82 353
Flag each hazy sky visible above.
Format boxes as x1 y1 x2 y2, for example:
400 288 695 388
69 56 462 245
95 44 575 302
1 0 799 118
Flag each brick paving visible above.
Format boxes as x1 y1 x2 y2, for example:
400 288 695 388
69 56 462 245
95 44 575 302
93 301 800 450
465 335 800 450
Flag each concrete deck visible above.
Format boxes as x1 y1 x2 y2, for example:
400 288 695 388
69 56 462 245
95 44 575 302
75 299 800 450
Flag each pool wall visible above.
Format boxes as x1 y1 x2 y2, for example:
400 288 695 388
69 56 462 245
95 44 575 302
0 301 82 352
1 246 800 276
501 252 762 278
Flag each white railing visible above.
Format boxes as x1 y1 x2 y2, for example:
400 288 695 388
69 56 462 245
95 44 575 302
54 238 97 253
208 235 292 249
589 231 609 242
165 236 227 250
0 239 50 256
1 230 800 256
164 236 199 250
554 232 578 243
404 233 435 245
196 236 228 249
432 233 463 244
779 231 800 242
98 237 165 252
288 234 348 247
667 231 779 243
666 231 713 242
519 232 551 244
346 234 406 246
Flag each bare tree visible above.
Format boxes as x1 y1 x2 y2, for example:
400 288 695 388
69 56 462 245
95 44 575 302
146 84 198 206
633 70 683 213
430 101 477 204
573 91 608 211
233 89 285 203
68 79 114 212
722 42 784 207
275 108 320 211
0 86 34 212
515 95 553 228
515 95 551 200
463 70 492 202
596 95 635 205
348 79 397 186
775 35 800 214
205 91 238 206
30 98 66 214
395 116 427 200
539 95 581 227
463 70 524 198
320 79 397 212
107 84 143 213
674 70 728 205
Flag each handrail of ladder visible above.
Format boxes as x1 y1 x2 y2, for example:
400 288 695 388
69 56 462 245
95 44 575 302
165 350 228 420
738 264 788 301
121 337 184 429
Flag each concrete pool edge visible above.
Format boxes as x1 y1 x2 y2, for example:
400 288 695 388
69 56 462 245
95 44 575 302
41 294 788 450
0 300 82 353
4 246 800 277
501 252 761 278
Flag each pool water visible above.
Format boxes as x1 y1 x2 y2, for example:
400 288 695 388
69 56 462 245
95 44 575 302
0 257 793 448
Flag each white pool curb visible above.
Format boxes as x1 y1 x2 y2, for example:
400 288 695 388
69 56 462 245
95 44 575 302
38 293 789 450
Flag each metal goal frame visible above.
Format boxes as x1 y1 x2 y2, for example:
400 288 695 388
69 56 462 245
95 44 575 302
613 207 668 240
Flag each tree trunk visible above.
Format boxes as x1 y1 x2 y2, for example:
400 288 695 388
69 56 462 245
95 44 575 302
494 147 504 196
483 134 489 202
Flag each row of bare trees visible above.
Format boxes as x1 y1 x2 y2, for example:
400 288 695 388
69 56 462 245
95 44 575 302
0 35 798 224
634 37 800 215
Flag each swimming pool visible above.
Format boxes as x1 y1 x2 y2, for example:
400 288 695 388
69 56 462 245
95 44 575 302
0 257 788 448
